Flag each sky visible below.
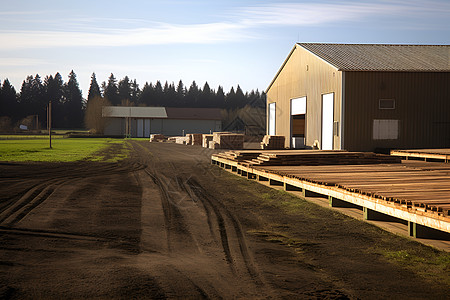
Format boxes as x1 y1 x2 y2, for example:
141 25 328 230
1 0 449 98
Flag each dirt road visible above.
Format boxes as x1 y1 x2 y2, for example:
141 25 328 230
0 141 448 299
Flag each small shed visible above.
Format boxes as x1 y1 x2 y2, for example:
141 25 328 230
102 106 222 137
266 43 450 152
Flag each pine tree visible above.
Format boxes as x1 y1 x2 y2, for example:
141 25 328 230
130 79 140 104
176 80 186 106
138 82 154 106
104 73 120 105
118 76 132 105
65 70 84 128
44 73 65 127
216 85 226 108
0 79 18 119
87 73 102 103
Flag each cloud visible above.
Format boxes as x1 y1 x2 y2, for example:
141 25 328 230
0 22 249 50
0 57 47 66
0 1 448 50
239 0 450 26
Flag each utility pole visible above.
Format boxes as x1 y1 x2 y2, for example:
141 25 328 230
48 101 52 149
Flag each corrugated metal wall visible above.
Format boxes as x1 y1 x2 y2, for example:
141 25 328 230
266 45 342 148
344 71 450 151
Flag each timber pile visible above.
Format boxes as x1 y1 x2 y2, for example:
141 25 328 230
202 134 213 148
214 150 262 162
214 150 401 167
260 163 450 216
213 132 244 149
250 151 401 166
149 134 166 142
261 135 285 150
188 133 203 146
169 136 190 144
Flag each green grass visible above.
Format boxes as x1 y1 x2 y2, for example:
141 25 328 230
0 138 129 162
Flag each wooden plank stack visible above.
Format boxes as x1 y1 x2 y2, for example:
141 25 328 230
261 135 285 150
202 134 213 148
214 150 262 162
168 136 190 144
250 151 401 166
149 134 166 142
212 132 244 150
214 150 401 167
188 133 203 146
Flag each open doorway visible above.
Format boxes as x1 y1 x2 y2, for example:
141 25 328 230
290 97 306 148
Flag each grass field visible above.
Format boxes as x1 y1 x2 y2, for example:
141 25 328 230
0 137 129 162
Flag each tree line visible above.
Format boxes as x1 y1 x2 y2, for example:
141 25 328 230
0 71 266 131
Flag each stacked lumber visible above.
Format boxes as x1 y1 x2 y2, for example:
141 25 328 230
202 134 213 148
169 136 190 145
261 135 285 150
209 141 220 149
249 151 401 166
188 133 203 146
149 134 166 142
213 150 262 162
212 132 244 149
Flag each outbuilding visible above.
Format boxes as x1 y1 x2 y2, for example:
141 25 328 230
102 106 222 137
266 43 450 152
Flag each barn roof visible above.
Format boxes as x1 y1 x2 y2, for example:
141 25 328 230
102 106 221 120
297 43 450 72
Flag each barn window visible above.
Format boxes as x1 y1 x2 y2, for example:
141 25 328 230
373 119 398 140
379 99 395 109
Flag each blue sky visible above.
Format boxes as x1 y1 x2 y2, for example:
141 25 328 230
1 0 449 98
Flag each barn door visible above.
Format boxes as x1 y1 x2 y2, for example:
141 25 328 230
137 119 144 138
290 97 306 148
268 102 276 135
321 93 334 150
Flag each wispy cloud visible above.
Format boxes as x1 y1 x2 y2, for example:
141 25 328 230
0 57 47 66
0 1 448 50
239 0 450 26
0 22 248 50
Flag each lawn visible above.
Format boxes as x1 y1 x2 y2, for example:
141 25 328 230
0 137 129 162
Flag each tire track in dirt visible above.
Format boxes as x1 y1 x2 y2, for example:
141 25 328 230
0 179 62 226
0 226 110 242
183 176 263 282
144 169 197 253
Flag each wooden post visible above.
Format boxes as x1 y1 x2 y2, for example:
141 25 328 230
48 101 52 149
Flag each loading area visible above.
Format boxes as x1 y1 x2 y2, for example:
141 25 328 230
212 150 450 250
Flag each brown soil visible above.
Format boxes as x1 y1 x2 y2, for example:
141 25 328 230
0 141 448 299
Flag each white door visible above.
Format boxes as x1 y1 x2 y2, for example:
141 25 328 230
268 102 276 135
322 93 334 150
137 119 144 138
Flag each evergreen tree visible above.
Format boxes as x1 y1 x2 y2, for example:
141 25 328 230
138 82 154 106
104 73 120 105
118 76 132 105
154 81 163 106
87 73 102 102
44 73 65 127
0 79 18 121
200 82 212 107
130 79 140 104
215 85 226 108
186 81 201 107
19 75 46 126
64 70 84 128
235 85 246 108
176 80 186 106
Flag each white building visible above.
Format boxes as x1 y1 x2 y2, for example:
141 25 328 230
102 106 222 137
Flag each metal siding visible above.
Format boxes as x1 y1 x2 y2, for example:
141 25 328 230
266 45 342 148
344 71 450 151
